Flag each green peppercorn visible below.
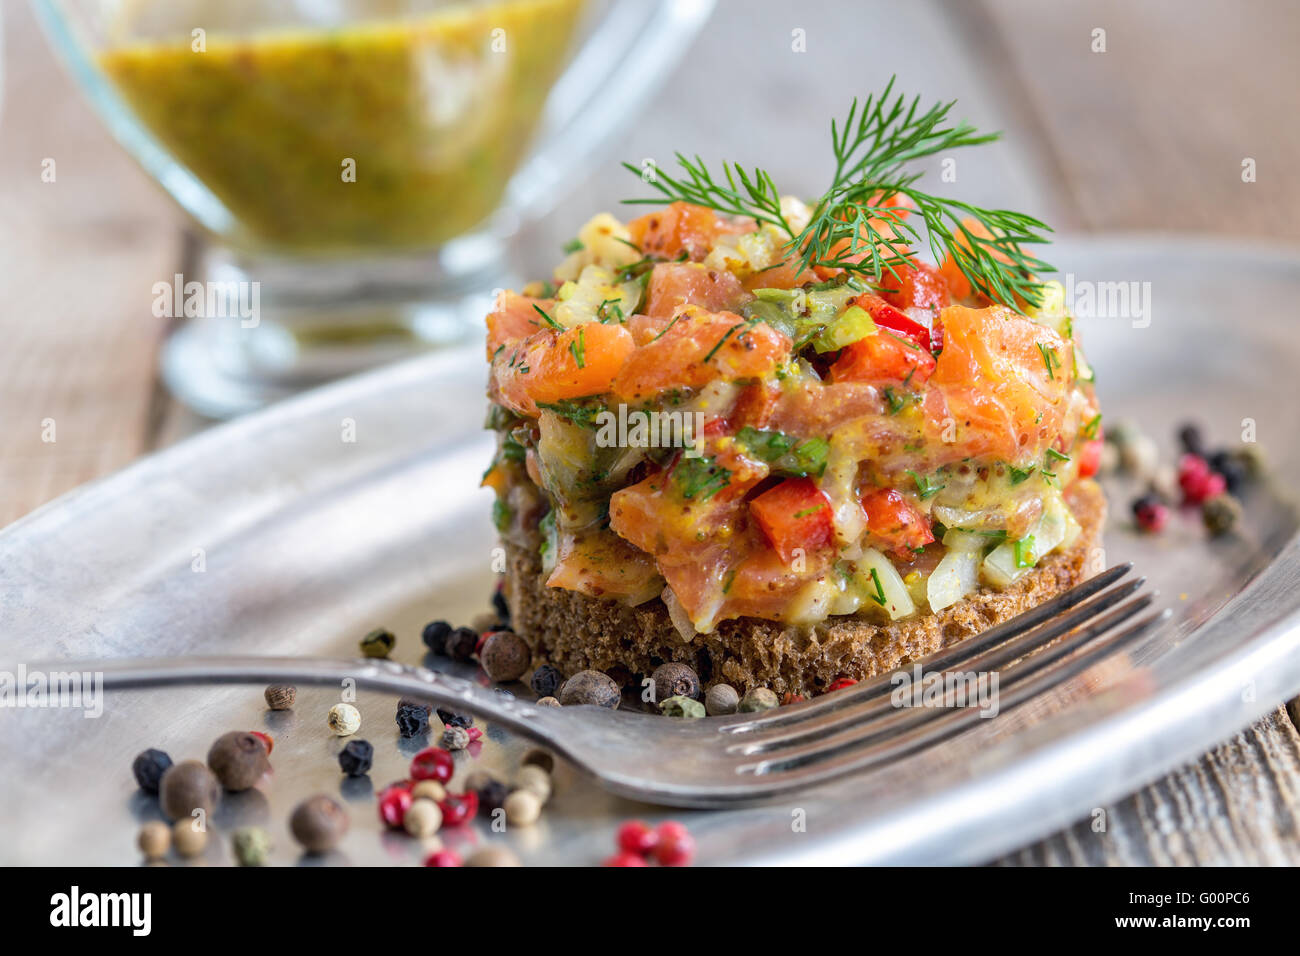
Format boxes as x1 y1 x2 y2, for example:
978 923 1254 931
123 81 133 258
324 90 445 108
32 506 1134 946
1202 492 1242 536
290 795 349 853
159 760 221 822
360 628 396 658
659 695 706 718
705 683 740 716
737 687 780 713
264 684 296 710
207 731 271 791
232 826 272 866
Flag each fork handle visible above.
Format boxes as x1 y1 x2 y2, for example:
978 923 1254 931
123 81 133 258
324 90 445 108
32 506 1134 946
8 655 553 740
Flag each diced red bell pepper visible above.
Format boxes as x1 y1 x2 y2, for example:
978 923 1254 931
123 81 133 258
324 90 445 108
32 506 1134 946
853 294 932 351
750 478 834 563
859 488 934 559
1077 439 1103 479
828 327 937 386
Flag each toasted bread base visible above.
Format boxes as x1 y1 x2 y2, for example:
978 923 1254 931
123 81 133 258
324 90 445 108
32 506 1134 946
504 480 1106 697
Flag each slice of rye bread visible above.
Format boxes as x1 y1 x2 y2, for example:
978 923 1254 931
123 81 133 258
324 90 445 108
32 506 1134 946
504 479 1106 697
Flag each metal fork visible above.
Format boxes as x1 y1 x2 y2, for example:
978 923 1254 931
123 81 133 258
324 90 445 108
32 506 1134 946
27 564 1164 808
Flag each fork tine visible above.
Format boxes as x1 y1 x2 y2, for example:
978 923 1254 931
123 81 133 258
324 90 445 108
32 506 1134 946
727 587 1155 757
721 564 1138 737
734 602 1167 780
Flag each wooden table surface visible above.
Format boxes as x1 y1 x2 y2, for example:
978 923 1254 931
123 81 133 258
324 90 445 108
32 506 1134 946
3 0 1299 864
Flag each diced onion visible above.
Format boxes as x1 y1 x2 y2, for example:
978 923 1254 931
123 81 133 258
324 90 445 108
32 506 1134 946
858 548 916 621
928 547 980 612
662 586 697 643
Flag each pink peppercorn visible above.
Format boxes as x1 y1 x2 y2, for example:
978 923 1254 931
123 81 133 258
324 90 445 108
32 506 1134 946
249 731 273 754
378 782 413 828
409 747 454 784
1178 454 1226 505
617 820 658 856
828 678 857 692
653 821 695 866
425 849 462 867
604 852 649 867
438 790 479 827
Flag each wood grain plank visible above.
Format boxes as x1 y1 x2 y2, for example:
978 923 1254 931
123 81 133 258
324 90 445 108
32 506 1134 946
0 2 180 523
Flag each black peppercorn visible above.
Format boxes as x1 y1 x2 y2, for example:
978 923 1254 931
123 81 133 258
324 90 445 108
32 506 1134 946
436 708 472 729
446 626 479 663
1177 422 1205 457
395 701 430 738
530 664 563 699
131 748 173 794
207 731 271 791
491 587 510 624
422 620 453 654
478 779 510 814
337 739 374 777
1208 450 1246 494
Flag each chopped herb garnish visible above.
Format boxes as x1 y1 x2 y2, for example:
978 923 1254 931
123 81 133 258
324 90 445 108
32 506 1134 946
562 238 585 254
569 327 586 368
867 567 887 606
736 427 829 478
1081 413 1102 440
793 504 827 519
533 304 562 330
500 435 526 463
536 398 605 429
1007 464 1035 485
906 469 946 499
1037 342 1060 379
883 387 906 415
596 298 625 324
704 323 743 363
674 455 731 501
652 314 683 341
1046 447 1070 462
1013 535 1036 569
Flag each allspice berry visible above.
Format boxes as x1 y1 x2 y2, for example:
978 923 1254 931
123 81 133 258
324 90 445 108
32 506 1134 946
137 821 170 861
264 684 296 710
481 630 531 683
207 731 271 791
558 670 620 709
650 662 701 702
172 819 208 859
290 795 349 853
159 760 221 822
705 683 740 716
504 789 542 827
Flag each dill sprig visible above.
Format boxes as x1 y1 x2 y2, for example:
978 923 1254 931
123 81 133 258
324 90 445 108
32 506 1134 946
624 77 1054 310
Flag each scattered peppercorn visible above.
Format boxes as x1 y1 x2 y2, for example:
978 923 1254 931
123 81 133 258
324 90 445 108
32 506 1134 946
264 684 296 711
659 695 705 718
438 790 479 827
704 684 739 716
159 760 221 821
411 780 447 803
231 826 271 867
249 731 274 754
360 628 396 658
1132 492 1170 533
1202 492 1242 536
440 726 470 751
521 749 555 774
537 697 560 707
327 703 361 736
404 798 443 838
654 820 695 866
478 780 510 813
395 701 429 738
491 586 511 625
291 795 349 853
481 630 531 683
137 821 170 861
616 820 658 857
604 851 649 866
559 670 621 709
207 731 271 792
172 819 208 859
131 748 173 794
650 663 701 702
504 789 542 827
425 849 462 867
436 708 472 729
445 626 479 663
1208 450 1247 494
410 746 454 784
422 620 453 654
737 688 779 713
515 765 552 804
1178 453 1226 505
465 845 523 867
337 739 374 777
530 665 563 699
378 782 413 828
1177 422 1206 458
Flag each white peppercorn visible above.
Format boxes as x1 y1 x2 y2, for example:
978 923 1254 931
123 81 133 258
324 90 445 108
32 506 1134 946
172 819 208 858
138 821 170 861
465 845 522 867
411 780 447 803
404 798 443 837
705 683 740 716
515 765 552 804
504 789 542 827
327 702 361 736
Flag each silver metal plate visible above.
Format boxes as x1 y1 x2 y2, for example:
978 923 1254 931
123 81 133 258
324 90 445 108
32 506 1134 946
2 236 1299 865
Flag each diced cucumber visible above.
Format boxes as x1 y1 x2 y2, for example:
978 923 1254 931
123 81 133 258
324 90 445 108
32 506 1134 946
813 305 877 353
